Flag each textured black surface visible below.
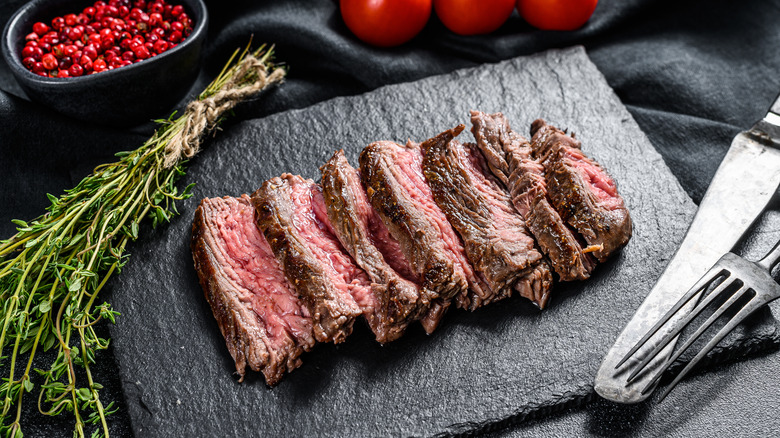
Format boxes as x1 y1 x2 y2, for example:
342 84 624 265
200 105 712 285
105 47 777 437
4 0 780 436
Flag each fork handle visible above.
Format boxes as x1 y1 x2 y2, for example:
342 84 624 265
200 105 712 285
757 238 780 271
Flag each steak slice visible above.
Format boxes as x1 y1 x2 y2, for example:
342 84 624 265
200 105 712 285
252 174 367 344
421 124 552 309
514 262 555 310
360 139 478 332
471 110 595 281
191 195 314 385
320 150 423 343
530 119 633 262
419 300 449 334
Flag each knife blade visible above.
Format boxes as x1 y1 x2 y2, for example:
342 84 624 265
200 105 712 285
594 93 780 403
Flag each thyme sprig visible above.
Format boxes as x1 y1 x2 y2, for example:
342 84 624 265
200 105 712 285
0 44 283 438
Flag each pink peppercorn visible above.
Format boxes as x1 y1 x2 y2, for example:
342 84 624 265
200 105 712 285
20 0 193 78
41 53 57 70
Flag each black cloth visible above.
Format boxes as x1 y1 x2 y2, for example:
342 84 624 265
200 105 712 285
2 0 780 436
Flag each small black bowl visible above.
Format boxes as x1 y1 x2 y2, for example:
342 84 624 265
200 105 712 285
2 0 208 127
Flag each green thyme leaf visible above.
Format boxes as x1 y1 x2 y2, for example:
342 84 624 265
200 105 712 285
0 43 284 438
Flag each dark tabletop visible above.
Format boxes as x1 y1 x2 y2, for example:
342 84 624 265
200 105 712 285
2 0 780 436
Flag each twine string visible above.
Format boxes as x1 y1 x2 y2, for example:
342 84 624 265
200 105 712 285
163 54 286 168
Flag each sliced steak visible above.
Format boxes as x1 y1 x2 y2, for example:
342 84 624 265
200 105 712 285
421 124 552 309
191 195 314 385
320 150 423 343
360 139 479 331
530 119 632 262
252 174 368 344
471 110 595 281
467 111 522 186
419 300 450 334
514 262 555 310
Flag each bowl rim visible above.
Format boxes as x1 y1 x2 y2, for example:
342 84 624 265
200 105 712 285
2 0 208 85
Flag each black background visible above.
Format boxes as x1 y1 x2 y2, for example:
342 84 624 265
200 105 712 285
2 0 780 436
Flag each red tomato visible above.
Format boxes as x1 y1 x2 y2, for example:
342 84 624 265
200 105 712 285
434 0 516 36
340 0 432 47
517 0 598 31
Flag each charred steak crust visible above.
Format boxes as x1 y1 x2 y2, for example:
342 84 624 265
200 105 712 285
320 150 422 343
252 175 363 344
191 196 312 385
359 141 466 318
522 194 594 281
470 111 595 282
421 124 550 309
419 299 450 334
529 119 633 262
467 111 517 185
513 261 554 310
505 136 596 281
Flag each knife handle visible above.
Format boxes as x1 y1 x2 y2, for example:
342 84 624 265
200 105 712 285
758 93 780 142
770 92 780 116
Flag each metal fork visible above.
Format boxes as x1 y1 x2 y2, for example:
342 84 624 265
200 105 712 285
615 237 780 401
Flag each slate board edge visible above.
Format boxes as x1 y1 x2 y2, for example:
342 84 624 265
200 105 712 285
106 46 780 438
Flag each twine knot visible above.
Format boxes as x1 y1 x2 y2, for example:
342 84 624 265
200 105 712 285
163 54 286 168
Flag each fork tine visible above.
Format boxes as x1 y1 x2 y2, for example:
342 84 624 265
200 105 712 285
625 275 739 384
653 292 765 402
615 268 729 370
636 284 750 391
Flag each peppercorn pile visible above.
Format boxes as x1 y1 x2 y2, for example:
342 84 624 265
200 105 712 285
20 0 194 78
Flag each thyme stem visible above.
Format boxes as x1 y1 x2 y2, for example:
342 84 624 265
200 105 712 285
0 44 285 438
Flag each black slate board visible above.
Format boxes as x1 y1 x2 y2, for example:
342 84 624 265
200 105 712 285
106 47 779 437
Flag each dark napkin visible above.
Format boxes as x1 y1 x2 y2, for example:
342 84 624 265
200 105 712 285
3 0 780 436
104 47 778 437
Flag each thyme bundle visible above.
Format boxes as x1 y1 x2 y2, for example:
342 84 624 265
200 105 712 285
0 45 285 438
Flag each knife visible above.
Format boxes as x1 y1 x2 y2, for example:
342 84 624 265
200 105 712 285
594 93 780 403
